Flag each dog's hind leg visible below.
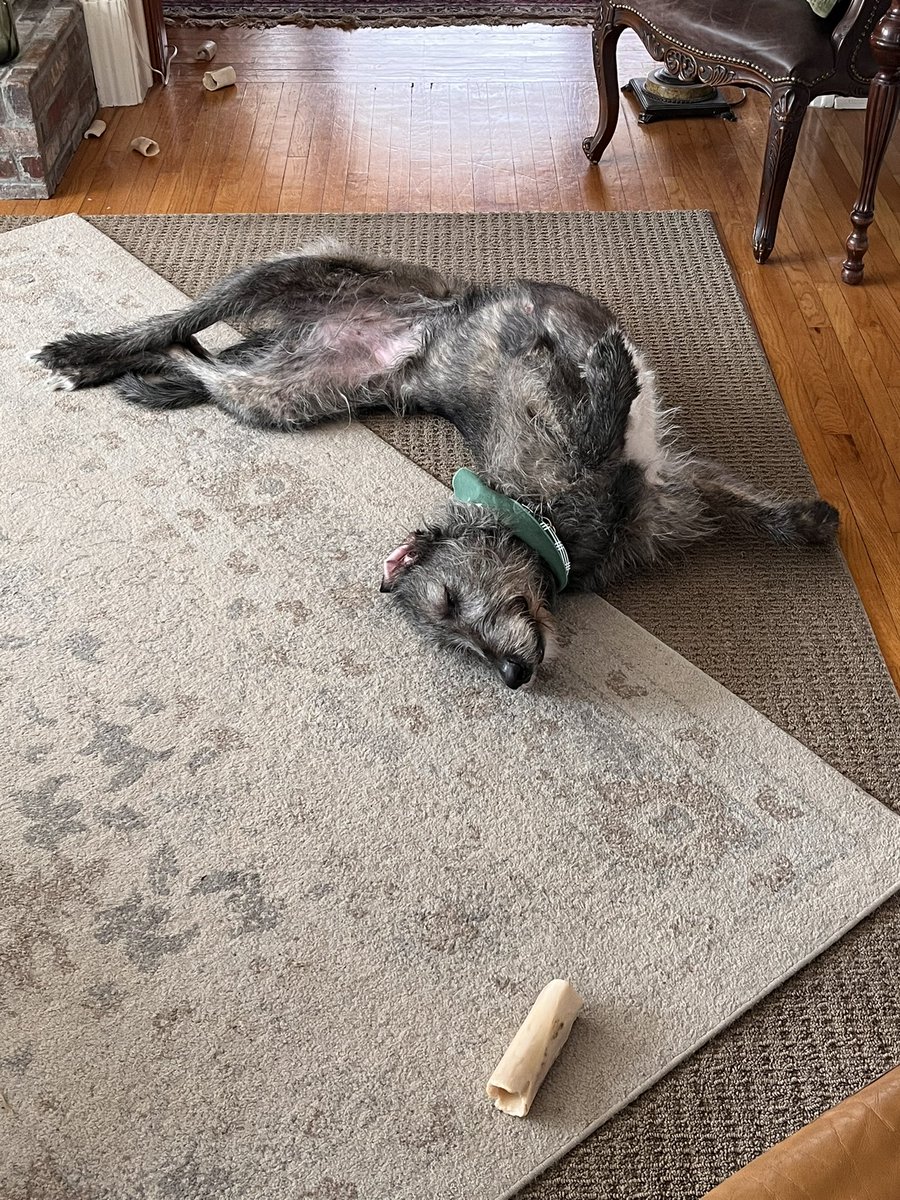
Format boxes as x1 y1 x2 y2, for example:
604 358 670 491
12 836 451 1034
32 248 450 388
42 340 213 393
114 334 291 410
690 459 839 546
132 348 382 431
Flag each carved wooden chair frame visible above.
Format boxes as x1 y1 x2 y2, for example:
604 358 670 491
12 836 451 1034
582 0 900 283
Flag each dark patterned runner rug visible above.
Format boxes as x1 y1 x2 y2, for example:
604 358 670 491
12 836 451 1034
163 0 596 28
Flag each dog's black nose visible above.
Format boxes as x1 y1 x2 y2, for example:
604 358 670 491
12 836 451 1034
499 659 532 689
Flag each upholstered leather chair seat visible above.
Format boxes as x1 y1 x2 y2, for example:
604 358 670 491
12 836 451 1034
614 0 849 85
702 1065 900 1199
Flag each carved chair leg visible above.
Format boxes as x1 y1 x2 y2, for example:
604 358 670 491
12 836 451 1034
753 83 810 264
842 4 900 285
582 2 626 163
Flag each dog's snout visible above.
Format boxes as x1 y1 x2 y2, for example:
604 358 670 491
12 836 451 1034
499 658 532 689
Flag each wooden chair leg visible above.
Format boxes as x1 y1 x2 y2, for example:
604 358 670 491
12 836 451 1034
842 4 900 285
753 83 810 263
582 1 626 164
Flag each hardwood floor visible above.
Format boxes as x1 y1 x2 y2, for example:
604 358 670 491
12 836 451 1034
5 24 899 684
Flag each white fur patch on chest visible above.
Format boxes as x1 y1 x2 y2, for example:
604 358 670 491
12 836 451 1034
622 338 664 482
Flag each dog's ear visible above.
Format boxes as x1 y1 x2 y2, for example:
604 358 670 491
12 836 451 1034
380 529 433 592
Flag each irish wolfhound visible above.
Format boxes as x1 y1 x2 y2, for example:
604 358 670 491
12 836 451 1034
33 243 838 688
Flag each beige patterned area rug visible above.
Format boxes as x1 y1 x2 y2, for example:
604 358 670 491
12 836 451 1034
2 215 900 1200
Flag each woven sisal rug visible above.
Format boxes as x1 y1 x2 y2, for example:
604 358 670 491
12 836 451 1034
2 213 900 1200
163 1 596 29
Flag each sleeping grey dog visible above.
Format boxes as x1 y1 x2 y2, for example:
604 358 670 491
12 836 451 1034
33 243 838 689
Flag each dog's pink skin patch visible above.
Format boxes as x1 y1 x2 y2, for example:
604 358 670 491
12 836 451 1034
308 312 424 387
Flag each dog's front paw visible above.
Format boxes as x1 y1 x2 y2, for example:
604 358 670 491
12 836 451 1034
791 498 840 546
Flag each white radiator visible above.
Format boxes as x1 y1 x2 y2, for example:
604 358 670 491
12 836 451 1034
80 0 153 107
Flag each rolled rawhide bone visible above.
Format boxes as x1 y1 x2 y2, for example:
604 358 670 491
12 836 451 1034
195 39 217 60
130 137 160 158
84 118 107 139
486 979 583 1117
203 65 236 91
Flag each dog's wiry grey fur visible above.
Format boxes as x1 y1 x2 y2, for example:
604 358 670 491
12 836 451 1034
33 243 839 689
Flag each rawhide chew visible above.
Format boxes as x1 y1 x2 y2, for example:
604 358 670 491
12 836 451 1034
130 137 160 157
203 65 237 91
486 978 583 1117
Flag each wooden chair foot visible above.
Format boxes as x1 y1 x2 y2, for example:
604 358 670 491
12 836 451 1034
583 1 626 164
751 84 809 266
841 5 900 286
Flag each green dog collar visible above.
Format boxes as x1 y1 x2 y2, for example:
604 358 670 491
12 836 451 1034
451 468 570 590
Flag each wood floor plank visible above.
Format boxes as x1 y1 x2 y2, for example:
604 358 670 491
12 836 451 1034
522 84 564 212
186 88 246 213
469 81 498 211
386 82 413 212
363 83 393 213
320 87 358 213
507 82 541 212
277 156 308 212
141 85 206 214
298 85 339 212
836 505 900 678
408 83 433 212
253 83 301 212
536 82 584 211
210 83 265 212
448 82 475 212
344 85 376 214
157 85 222 213
428 83 454 212
486 83 519 212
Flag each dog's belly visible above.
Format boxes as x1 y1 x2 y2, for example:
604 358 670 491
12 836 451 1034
300 309 425 390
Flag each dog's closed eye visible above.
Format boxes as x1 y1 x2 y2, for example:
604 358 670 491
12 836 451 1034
441 586 459 619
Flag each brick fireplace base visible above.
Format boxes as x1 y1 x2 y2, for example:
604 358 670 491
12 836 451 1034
0 0 98 198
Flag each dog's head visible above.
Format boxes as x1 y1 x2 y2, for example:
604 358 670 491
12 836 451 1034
380 504 557 689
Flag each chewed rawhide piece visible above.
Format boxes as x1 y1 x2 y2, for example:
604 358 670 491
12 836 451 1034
32 243 840 690
487 979 584 1117
129 137 160 158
